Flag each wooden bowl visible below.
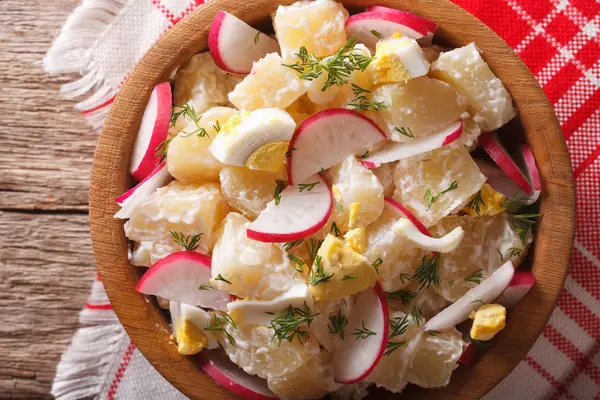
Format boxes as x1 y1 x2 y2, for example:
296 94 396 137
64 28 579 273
90 0 575 398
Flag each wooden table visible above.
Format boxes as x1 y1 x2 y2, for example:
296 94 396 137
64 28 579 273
0 1 98 398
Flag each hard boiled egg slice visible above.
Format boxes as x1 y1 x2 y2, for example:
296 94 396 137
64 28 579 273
227 284 313 326
170 301 220 355
370 34 430 86
394 218 464 253
209 108 296 171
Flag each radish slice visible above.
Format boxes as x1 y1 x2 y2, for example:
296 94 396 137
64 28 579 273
424 261 515 332
474 158 538 205
114 163 172 219
363 120 463 167
383 197 430 237
497 271 534 308
365 6 438 34
458 342 477 366
129 82 171 181
136 251 229 311
394 218 464 253
480 132 532 194
247 173 332 242
287 109 386 184
517 143 541 203
208 11 280 75
198 350 277 400
333 284 390 383
345 11 429 50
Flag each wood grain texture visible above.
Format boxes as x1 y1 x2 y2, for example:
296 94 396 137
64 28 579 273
0 0 97 398
91 1 575 399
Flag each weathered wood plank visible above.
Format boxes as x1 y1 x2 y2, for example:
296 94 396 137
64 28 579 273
0 211 96 400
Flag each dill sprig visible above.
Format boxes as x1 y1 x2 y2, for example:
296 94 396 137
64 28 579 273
270 302 319 345
501 198 542 245
507 247 523 258
352 321 376 339
304 238 323 261
385 314 409 356
370 29 385 40
464 269 484 284
213 120 221 132
466 190 486 216
424 181 459 211
359 150 370 159
309 255 334 286
348 84 388 112
387 289 417 305
169 231 203 251
427 330 441 336
253 32 260 45
470 299 486 306
298 181 320 192
214 274 232 285
394 126 415 139
282 34 374 91
327 310 349 339
205 312 237 346
284 239 303 251
155 138 172 163
372 257 383 274
399 273 412 285
274 180 285 205
411 305 424 327
449 279 455 288
333 198 344 212
198 284 215 291
173 103 209 138
285 147 296 158
330 221 341 237
413 253 441 290
497 248 504 262
287 254 305 273
342 275 357 281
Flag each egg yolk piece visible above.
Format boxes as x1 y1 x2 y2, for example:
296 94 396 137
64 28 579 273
469 303 507 341
462 183 506 217
176 318 209 355
370 34 430 86
245 140 289 171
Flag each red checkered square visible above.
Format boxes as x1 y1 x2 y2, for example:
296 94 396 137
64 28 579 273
569 249 600 299
519 33 557 75
516 0 554 22
569 0 600 20
544 62 583 104
574 160 600 260
576 40 600 69
545 12 581 45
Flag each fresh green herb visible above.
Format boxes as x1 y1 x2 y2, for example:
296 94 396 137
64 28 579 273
327 310 349 339
399 273 412 285
265 312 275 315
385 314 409 356
359 150 370 159
198 284 215 291
394 126 415 138
274 180 285 206
411 305 424 327
304 238 323 261
213 120 221 132
282 34 374 91
464 269 484 284
169 231 203 251
342 275 358 281
319 168 331 185
370 29 385 40
466 190 486 216
424 181 459 211
413 253 441 290
173 103 209 138
298 181 320 192
155 138 172 163
352 321 377 339
287 254 305 273
508 247 523 258
372 257 383 274
309 255 334 286
470 299 486 306
448 279 455 288
497 248 504 262
333 198 344 212
348 83 389 112
502 198 542 245
387 289 417 305
330 221 341 237
427 330 441 336
270 302 319 345
205 312 237 347
285 147 296 158
284 239 303 251
384 340 407 356
253 32 260 45
215 274 232 285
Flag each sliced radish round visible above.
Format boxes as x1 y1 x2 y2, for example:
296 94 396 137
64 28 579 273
345 11 429 50
383 197 430 237
497 270 534 308
247 173 332 242
129 82 171 182
458 341 477 366
474 157 538 205
480 132 532 194
365 6 438 34
363 120 463 167
114 163 172 219
287 109 386 184
333 284 390 384
136 251 229 311
517 143 541 203
208 11 280 75
424 261 515 332
198 350 277 400
394 218 464 253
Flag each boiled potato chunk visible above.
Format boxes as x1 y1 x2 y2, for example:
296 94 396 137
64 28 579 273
167 107 237 184
125 182 231 266
393 146 486 227
372 161 397 197
273 0 348 61
431 43 515 131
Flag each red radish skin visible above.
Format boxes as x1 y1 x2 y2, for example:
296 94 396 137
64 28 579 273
198 350 277 400
384 197 430 237
345 11 430 49
497 271 535 308
519 143 541 203
365 6 438 33
286 109 386 185
247 173 333 242
129 82 171 181
474 158 522 199
459 342 476 366
332 284 390 384
480 132 532 194
208 11 279 75
363 120 463 167
136 251 229 310
114 163 172 219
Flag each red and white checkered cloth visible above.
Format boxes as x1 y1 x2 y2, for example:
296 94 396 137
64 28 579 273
45 0 600 399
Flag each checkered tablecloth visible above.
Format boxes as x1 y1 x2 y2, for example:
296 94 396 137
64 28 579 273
45 0 600 399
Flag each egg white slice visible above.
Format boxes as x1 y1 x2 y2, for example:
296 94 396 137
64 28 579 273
169 301 220 349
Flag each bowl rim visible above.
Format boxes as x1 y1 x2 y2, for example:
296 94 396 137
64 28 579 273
90 0 576 399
